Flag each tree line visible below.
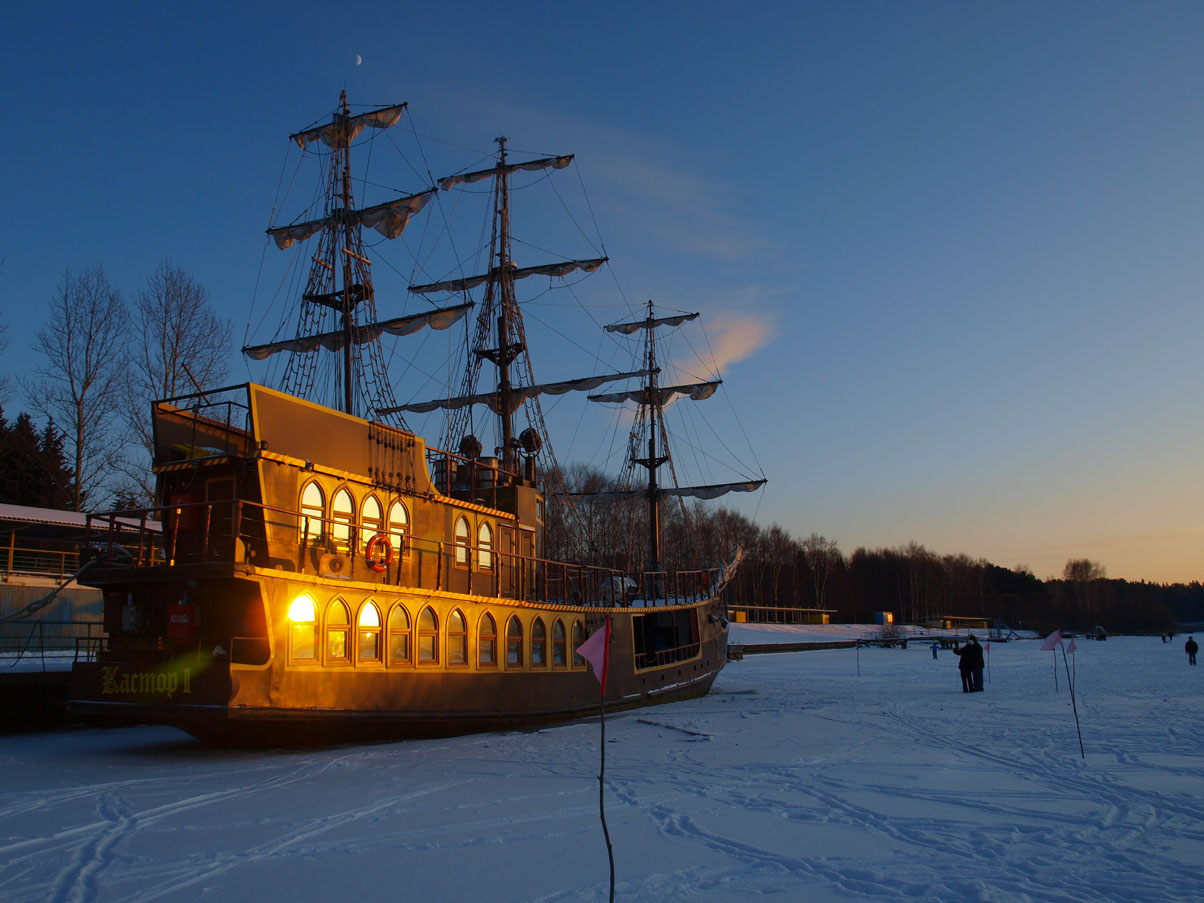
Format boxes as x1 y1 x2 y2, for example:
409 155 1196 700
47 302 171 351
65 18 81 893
2 265 1199 631
546 466 1200 634
0 260 231 509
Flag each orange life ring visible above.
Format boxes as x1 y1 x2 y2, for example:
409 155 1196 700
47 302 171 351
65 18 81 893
365 533 393 573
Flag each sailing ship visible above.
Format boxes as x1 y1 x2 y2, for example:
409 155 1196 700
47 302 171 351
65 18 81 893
70 94 764 745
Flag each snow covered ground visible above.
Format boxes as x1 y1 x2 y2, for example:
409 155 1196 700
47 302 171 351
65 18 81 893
2 628 1202 902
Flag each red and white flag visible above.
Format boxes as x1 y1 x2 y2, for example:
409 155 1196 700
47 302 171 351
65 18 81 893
578 618 611 691
1040 629 1063 651
1066 638 1078 654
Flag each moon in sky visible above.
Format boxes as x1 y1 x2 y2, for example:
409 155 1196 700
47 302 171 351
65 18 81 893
355 54 362 65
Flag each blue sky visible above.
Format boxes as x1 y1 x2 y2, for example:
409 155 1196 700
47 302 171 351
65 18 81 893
4 1 1204 582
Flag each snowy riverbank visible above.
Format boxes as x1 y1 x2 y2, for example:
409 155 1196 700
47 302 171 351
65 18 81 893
1 634 1201 901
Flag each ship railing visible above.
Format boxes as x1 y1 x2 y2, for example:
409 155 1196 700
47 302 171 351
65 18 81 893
634 639 703 671
2 539 80 581
425 447 522 506
83 499 723 609
0 619 106 671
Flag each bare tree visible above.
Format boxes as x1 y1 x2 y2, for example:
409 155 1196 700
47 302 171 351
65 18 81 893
0 315 10 406
120 260 232 501
1063 557 1106 625
801 533 842 611
33 265 129 510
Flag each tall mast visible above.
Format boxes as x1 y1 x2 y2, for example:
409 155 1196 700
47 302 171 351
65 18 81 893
496 136 516 470
633 301 669 571
338 92 356 415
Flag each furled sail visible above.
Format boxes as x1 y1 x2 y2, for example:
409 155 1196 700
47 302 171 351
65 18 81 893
572 479 768 502
380 369 651 416
437 154 574 192
291 103 407 150
409 257 608 296
268 190 436 250
605 312 700 335
588 380 721 406
242 304 471 360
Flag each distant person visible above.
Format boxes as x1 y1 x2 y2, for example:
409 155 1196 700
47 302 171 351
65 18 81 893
1186 636 1198 666
955 635 985 692
930 641 939 660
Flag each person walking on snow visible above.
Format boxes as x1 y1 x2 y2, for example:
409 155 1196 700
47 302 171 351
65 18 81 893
955 635 986 692
930 641 939 660
1186 636 1198 666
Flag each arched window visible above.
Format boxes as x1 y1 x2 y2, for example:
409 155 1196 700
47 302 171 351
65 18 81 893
478 613 497 668
572 620 585 667
552 619 567 668
454 516 470 567
387 501 409 556
360 495 383 552
531 618 547 668
326 599 350 664
300 482 325 541
288 594 316 661
477 521 493 570
506 616 523 669
388 604 411 665
331 488 354 551
418 606 438 664
358 601 381 663
448 609 467 667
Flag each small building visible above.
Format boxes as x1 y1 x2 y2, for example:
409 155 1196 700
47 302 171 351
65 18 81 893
923 615 992 631
875 611 894 626
730 606 837 625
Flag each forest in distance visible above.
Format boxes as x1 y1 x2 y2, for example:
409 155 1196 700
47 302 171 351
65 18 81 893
545 464 1204 636
3 263 1203 635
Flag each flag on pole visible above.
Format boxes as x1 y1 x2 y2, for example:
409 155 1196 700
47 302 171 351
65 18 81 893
1066 638 1078 654
1040 629 1063 651
578 619 611 691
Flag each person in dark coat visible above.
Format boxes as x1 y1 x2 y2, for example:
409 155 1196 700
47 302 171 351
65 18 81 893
1186 636 1198 666
955 635 986 691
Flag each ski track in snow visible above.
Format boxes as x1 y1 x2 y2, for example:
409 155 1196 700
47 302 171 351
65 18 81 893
1 634 1202 902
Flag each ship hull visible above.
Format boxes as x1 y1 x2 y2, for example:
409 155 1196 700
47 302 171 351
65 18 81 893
70 564 728 747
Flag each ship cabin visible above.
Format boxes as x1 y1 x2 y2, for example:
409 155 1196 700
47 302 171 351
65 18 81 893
112 383 544 599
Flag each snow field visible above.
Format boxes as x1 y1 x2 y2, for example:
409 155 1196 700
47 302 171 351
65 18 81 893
0 633 1201 902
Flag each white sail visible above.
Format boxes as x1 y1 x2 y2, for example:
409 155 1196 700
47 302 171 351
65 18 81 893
380 369 650 416
438 154 574 192
587 380 721 406
572 479 767 502
268 190 436 250
291 103 407 150
242 304 471 360
605 312 699 335
409 257 608 296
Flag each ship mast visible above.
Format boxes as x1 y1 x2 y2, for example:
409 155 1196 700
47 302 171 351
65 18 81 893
336 92 358 414
244 93 464 421
632 301 669 571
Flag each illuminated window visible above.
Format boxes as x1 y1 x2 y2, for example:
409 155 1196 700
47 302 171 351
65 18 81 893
300 482 325 541
454 516 470 567
477 521 493 570
448 609 467 666
552 619 567 668
358 601 381 663
532 618 547 668
572 620 585 667
360 495 383 552
331 488 354 551
387 501 409 556
289 594 316 661
506 615 523 668
326 599 350 664
478 613 497 668
418 606 438 664
388 604 411 665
